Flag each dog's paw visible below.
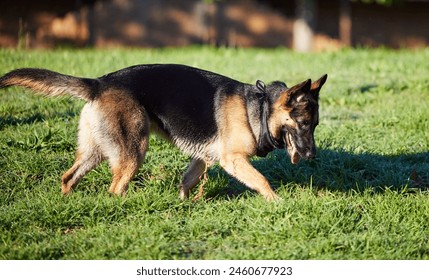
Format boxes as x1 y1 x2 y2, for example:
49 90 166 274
178 186 189 200
263 192 282 202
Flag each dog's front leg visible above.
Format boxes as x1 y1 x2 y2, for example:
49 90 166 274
220 154 280 201
179 158 207 200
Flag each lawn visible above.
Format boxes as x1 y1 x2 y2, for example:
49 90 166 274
0 47 428 259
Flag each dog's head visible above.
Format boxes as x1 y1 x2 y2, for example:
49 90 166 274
269 74 327 164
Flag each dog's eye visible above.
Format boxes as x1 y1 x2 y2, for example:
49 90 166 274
299 120 310 126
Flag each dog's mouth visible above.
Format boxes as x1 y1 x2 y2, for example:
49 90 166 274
284 132 301 164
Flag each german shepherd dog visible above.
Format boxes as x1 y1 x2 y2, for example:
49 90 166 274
0 65 327 201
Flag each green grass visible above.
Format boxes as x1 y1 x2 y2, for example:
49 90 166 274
0 47 428 259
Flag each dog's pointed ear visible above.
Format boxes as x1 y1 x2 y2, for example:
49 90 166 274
288 78 311 101
310 74 328 97
288 79 311 95
296 78 312 93
276 79 311 107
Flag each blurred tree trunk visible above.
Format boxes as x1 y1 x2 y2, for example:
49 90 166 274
339 0 352 46
216 0 229 46
86 1 96 47
293 0 315 52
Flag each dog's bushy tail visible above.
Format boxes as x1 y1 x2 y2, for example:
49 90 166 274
0 68 99 102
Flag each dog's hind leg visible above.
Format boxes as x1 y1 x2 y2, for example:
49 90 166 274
106 125 149 196
99 94 150 196
106 132 149 195
61 105 104 195
179 158 207 200
61 148 103 195
108 152 145 196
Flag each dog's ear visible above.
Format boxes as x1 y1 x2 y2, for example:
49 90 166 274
310 74 328 97
296 78 312 93
287 79 311 104
276 79 311 108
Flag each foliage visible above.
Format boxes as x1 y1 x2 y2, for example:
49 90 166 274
0 47 428 259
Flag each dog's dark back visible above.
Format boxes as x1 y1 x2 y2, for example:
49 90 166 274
100 64 244 143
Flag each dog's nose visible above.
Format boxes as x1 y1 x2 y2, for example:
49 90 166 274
305 149 316 160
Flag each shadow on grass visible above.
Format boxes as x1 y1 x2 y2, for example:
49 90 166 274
204 149 429 200
0 110 78 130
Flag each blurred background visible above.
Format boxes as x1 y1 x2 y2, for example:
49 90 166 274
0 0 428 51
